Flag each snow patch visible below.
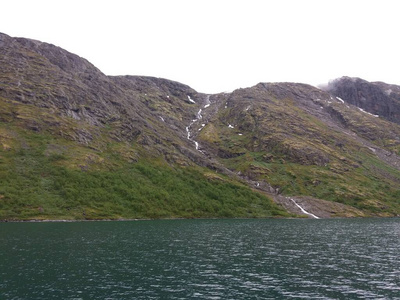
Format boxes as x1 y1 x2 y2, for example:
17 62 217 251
238 133 243 136
245 105 251 111
159 116 165 122
336 96 345 103
228 124 234 128
204 104 210 108
358 107 379 117
188 95 195 103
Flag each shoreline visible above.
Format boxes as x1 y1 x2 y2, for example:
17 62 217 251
0 218 155 223
2 215 399 223
0 215 308 223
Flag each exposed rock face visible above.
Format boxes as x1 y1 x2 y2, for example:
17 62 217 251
0 32 206 160
325 76 400 124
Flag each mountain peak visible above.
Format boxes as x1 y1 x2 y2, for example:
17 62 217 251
324 76 400 124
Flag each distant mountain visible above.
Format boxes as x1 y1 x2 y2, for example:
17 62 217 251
1 32 399 220
324 76 400 124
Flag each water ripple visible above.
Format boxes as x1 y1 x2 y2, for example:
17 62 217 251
1 218 399 299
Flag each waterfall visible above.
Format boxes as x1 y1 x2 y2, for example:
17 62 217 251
290 198 319 219
185 95 211 152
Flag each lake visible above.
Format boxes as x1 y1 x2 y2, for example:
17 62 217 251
1 218 399 299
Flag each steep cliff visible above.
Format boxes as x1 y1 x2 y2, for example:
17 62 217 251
325 76 400 124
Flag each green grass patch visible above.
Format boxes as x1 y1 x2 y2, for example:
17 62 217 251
0 128 288 220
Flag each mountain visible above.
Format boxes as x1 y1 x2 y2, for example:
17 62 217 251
1 32 399 220
325 76 400 124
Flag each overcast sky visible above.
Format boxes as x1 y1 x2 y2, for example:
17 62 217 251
1 0 399 93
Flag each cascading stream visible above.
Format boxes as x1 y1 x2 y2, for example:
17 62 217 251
290 198 319 219
185 95 210 152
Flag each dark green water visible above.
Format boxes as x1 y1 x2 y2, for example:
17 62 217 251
1 218 399 299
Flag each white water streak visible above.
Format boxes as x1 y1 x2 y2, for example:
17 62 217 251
205 95 211 105
291 199 319 219
185 95 211 153
188 95 195 103
186 127 190 139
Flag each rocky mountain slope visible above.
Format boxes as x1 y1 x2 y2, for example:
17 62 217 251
1 32 399 220
325 76 400 124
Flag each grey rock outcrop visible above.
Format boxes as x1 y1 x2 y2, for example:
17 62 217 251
325 76 400 124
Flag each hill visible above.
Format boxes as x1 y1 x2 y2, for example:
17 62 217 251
1 32 399 220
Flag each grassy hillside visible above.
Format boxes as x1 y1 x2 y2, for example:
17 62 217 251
196 85 400 216
0 117 289 220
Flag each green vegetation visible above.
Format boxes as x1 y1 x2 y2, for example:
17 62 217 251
198 87 400 217
219 150 400 216
0 127 288 220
